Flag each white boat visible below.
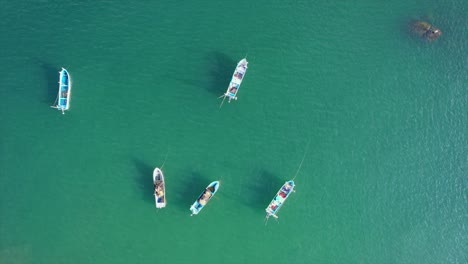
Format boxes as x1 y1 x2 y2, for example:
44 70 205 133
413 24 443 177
219 58 248 106
153 168 166 208
51 68 71 114
265 180 295 219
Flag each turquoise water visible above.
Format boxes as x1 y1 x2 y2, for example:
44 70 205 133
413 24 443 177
1 1 467 263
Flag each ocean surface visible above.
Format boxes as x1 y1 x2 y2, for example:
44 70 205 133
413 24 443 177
1 1 467 263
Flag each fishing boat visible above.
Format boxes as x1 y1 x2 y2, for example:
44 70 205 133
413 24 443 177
153 168 166 208
265 180 295 219
51 68 71 114
190 181 220 216
219 58 248 106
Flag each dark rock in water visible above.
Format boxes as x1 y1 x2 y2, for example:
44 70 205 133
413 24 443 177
410 20 442 41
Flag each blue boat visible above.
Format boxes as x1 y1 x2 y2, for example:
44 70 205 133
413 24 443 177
51 68 71 114
265 180 295 219
190 181 220 216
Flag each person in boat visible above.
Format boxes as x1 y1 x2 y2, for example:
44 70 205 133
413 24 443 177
156 189 164 198
282 183 292 192
199 199 207 206
203 190 212 200
229 86 237 94
154 183 163 194
198 190 212 205
279 192 287 198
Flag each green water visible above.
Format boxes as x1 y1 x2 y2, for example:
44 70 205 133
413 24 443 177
1 1 467 263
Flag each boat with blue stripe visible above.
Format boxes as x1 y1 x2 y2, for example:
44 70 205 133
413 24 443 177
265 180 295 219
219 58 248 107
51 68 71 114
190 181 220 216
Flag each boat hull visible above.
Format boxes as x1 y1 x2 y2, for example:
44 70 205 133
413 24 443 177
224 58 248 102
265 180 295 218
190 181 220 215
153 168 166 208
53 68 71 113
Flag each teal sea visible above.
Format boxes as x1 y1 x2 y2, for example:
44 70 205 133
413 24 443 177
1 0 467 263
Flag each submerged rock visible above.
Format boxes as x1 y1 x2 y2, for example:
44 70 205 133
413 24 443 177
410 20 442 41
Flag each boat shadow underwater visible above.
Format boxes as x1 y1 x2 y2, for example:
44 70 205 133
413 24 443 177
132 158 157 204
204 51 237 97
34 59 62 104
241 169 285 211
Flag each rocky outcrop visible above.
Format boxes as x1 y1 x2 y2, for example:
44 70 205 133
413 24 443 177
410 20 442 41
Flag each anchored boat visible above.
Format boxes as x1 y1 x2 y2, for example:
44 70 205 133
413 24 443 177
265 180 295 219
153 168 166 208
219 58 248 106
51 68 71 114
190 181 220 216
